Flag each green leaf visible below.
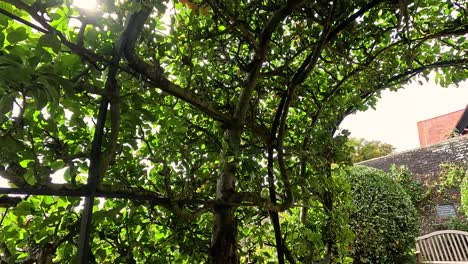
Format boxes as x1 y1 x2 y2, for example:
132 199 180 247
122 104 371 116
6 27 28 43
30 87 48 109
0 13 9 27
27 55 42 68
42 196 55 206
0 93 15 115
49 13 62 21
38 34 62 53
0 134 22 157
19 159 34 168
35 47 53 62
13 201 31 216
49 160 66 170
129 2 142 12
24 171 37 185
0 31 4 47
63 167 71 182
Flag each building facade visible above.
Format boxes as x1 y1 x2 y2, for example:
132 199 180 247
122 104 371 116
417 109 465 147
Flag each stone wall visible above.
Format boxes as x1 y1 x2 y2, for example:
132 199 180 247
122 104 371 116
359 136 468 233
359 135 468 177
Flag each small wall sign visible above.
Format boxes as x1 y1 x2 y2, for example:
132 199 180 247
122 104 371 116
435 204 457 218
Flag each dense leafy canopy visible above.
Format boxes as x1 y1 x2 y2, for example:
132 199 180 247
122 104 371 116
348 138 394 163
0 0 466 263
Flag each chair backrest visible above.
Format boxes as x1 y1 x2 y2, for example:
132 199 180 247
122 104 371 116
416 230 468 263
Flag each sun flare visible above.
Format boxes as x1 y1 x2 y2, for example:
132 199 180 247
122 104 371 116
73 0 98 10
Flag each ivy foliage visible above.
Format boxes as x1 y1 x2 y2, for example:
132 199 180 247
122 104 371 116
390 163 468 234
0 0 466 263
439 163 468 192
443 163 468 215
390 165 426 209
347 166 419 264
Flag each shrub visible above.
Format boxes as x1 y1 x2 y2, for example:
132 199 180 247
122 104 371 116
389 165 426 210
445 217 468 232
461 170 468 215
347 166 419 263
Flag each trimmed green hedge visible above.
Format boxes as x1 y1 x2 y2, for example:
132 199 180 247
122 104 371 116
347 166 419 263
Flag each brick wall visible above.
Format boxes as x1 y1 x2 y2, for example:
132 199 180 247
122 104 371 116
417 109 464 147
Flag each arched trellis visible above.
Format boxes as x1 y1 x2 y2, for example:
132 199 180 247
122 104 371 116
0 0 467 263
0 186 173 261
0 5 193 263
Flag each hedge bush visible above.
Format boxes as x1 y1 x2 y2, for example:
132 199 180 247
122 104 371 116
347 166 419 263
461 171 468 216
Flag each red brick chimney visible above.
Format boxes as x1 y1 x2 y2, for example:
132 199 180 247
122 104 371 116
417 108 466 147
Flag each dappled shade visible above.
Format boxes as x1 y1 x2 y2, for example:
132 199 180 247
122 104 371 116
0 0 466 263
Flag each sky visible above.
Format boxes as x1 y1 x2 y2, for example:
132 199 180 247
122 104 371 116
340 76 468 152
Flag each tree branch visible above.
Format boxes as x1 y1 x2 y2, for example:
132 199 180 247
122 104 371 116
267 92 288 263
287 0 387 89
234 192 292 212
3 0 104 69
0 195 22 208
0 184 168 203
305 25 468 140
234 0 305 125
346 58 468 116
0 7 48 33
122 6 229 124
0 182 323 221
283 237 297 264
204 0 256 48
385 59 467 86
77 3 133 260
267 3 335 214
326 0 386 43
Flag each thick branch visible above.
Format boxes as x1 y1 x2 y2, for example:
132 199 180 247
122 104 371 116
122 6 229 124
0 7 48 33
170 203 214 222
326 0 386 43
268 6 334 213
77 4 134 261
0 184 241 218
267 92 288 264
0 196 22 207
204 0 256 47
235 192 293 212
0 184 168 203
0 184 212 221
289 0 386 87
234 0 305 124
